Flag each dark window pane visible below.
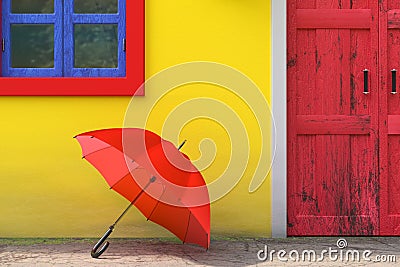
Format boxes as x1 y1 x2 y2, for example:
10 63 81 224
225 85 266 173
74 0 118 14
11 0 54 14
11 24 54 68
74 24 118 68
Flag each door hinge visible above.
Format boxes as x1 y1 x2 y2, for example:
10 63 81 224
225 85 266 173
1 38 4 52
123 38 126 52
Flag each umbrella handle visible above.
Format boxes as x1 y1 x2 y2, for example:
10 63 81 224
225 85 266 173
91 226 114 258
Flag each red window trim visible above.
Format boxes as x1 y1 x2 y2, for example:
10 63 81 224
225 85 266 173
0 1 2 78
0 0 144 96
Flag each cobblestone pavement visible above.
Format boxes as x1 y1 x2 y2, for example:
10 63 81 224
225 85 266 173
0 237 399 266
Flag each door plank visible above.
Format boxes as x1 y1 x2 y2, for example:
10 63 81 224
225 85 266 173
388 115 400 134
388 9 400 28
297 9 371 29
297 115 371 134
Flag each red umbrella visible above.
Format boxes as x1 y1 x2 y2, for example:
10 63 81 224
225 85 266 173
74 128 210 258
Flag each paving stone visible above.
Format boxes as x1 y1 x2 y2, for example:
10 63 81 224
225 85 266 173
0 237 399 266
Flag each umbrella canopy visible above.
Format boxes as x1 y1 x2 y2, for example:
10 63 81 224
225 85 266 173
75 128 210 257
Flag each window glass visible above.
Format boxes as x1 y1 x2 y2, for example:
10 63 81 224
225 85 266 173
11 24 54 68
74 24 118 68
74 0 118 14
11 0 54 14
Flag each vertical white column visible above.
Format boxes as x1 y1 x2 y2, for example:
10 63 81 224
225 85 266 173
271 0 287 238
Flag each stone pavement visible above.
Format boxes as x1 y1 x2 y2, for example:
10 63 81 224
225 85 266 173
0 237 399 266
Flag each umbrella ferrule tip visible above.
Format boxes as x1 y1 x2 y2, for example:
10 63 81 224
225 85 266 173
150 176 156 183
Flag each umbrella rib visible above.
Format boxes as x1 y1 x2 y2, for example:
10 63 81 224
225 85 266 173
109 167 143 190
183 211 192 244
81 145 113 159
146 201 159 221
146 185 166 221
109 172 131 189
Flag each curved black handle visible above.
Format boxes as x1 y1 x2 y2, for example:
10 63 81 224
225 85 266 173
392 69 397 94
363 69 369 95
91 226 114 258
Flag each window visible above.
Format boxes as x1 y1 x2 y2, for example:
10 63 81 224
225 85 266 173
0 0 144 95
3 0 125 77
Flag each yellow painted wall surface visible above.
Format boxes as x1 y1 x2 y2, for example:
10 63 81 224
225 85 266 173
0 0 271 238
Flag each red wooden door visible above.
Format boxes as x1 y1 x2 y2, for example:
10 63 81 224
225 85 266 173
287 0 380 235
380 0 400 235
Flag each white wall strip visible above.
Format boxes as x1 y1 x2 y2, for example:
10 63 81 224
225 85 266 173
271 0 287 237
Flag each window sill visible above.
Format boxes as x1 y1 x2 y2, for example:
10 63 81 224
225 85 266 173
0 76 144 96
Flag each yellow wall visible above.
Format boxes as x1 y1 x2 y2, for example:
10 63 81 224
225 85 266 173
0 0 271 238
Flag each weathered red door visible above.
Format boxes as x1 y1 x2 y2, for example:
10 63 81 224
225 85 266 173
380 0 400 235
287 0 380 235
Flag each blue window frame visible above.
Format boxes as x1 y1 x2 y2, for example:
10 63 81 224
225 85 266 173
1 0 126 77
